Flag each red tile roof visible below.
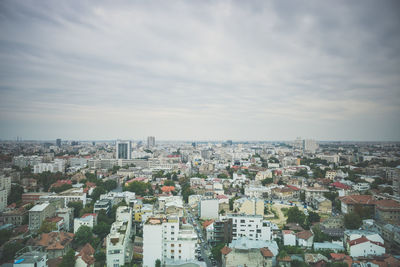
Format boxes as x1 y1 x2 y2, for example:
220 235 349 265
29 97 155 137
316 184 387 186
331 181 351 190
375 199 400 210
161 186 175 193
296 230 313 240
348 236 384 247
286 185 300 191
339 195 375 205
260 247 274 257
203 220 214 229
221 246 232 255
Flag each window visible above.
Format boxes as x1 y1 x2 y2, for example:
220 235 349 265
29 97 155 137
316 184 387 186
171 250 175 253
179 244 182 247
179 250 181 253
171 244 174 247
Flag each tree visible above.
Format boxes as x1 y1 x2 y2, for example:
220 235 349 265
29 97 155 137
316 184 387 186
0 230 12 246
124 181 151 196
91 186 106 201
38 221 57 234
164 180 175 186
1 242 24 262
51 183 72 193
211 243 225 262
312 225 332 242
261 178 274 186
104 180 117 191
68 201 83 218
286 207 306 226
74 226 93 247
217 173 229 179
294 169 309 178
59 249 76 267
344 212 362 229
300 191 306 202
94 251 106 264
93 222 111 239
308 211 321 224
7 184 24 205
155 259 161 267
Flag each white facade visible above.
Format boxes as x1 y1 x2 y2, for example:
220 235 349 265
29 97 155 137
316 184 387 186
74 215 96 233
106 207 133 267
349 240 385 258
228 214 272 241
116 141 132 160
0 175 11 195
353 182 370 191
40 188 87 206
199 199 219 219
283 231 296 246
33 159 65 174
143 216 197 267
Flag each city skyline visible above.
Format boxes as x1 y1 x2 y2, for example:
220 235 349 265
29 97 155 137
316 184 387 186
0 0 399 141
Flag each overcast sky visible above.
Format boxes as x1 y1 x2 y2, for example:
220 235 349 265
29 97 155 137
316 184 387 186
0 0 399 141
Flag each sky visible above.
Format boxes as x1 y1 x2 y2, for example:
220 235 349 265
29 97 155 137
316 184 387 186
0 0 399 141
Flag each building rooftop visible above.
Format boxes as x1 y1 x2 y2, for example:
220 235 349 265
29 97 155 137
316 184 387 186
30 202 49 212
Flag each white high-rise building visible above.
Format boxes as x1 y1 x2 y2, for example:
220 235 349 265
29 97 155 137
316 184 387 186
303 139 318 153
147 136 155 148
116 141 132 160
143 216 197 267
106 206 133 267
227 214 273 241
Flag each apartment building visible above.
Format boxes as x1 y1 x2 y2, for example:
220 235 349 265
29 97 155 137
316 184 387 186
227 214 272 241
143 216 197 267
40 188 87 206
106 206 133 267
29 202 56 231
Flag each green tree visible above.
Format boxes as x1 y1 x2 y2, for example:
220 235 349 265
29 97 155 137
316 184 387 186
51 183 72 193
211 243 225 262
94 251 106 264
261 178 274 186
294 169 309 178
7 184 24 205
217 173 229 179
308 211 321 224
1 242 24 262
300 191 306 202
68 201 83 218
93 222 111 239
59 249 76 267
38 221 57 234
74 226 93 247
0 230 12 246
286 207 306 226
155 259 161 267
164 180 175 186
312 225 332 242
104 180 117 191
91 186 106 201
124 181 151 196
344 212 362 229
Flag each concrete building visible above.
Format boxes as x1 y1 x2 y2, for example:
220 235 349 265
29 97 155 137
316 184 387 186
13 247 47 267
13 155 43 168
33 159 65 174
303 139 318 153
199 199 219 219
0 175 11 194
221 238 278 267
348 236 385 258
228 214 272 241
116 140 132 160
233 198 264 216
0 189 7 212
282 230 296 246
143 216 197 267
29 202 56 231
339 195 375 214
106 207 133 267
40 187 87 206
147 136 155 148
311 196 332 214
94 199 112 214
375 199 400 224
74 214 98 233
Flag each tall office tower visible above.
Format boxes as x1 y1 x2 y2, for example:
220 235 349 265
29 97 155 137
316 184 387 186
116 140 132 159
147 136 155 148
303 139 318 153
56 138 61 147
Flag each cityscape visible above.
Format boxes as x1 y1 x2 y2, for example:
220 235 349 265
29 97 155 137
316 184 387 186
1 1 400 267
0 138 399 267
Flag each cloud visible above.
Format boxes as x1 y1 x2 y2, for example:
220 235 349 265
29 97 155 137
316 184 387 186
0 0 399 141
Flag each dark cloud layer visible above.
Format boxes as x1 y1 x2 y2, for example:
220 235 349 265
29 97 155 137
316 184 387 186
0 0 399 141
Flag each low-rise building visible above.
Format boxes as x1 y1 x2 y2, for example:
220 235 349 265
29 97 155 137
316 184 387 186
296 230 314 247
311 196 332 214
339 195 375 214
13 247 47 267
31 232 74 259
94 199 111 214
282 230 296 246
74 213 98 233
348 236 385 258
374 199 400 225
